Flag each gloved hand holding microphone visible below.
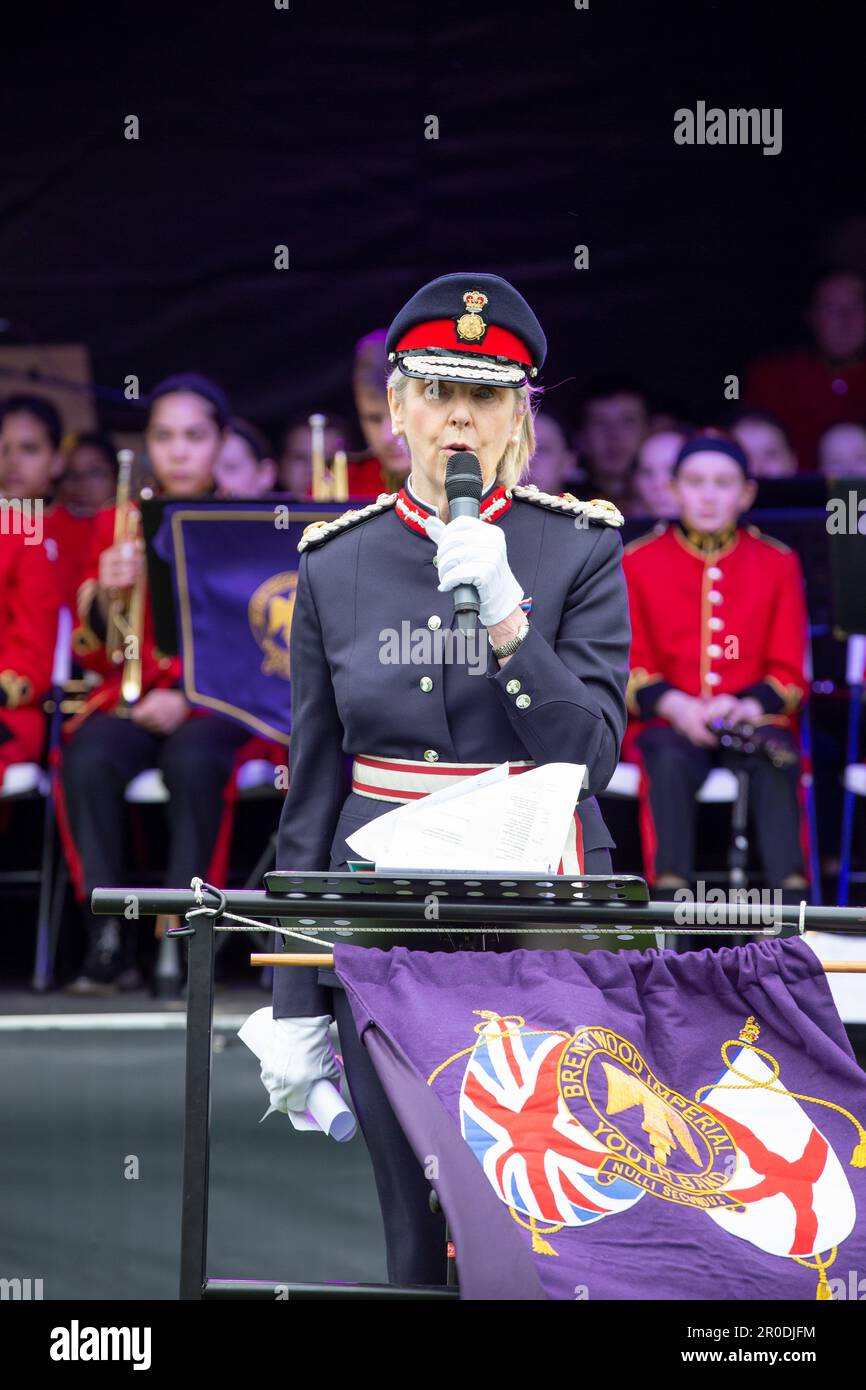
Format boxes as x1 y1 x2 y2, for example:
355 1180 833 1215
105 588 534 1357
424 450 525 630
425 513 524 627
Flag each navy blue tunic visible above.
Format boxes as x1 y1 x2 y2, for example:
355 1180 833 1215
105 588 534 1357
273 478 631 1016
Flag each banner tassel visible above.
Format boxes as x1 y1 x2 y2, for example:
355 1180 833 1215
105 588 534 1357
794 1247 837 1300
509 1207 561 1257
531 1228 559 1257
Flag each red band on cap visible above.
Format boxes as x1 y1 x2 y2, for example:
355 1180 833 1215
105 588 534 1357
395 319 532 366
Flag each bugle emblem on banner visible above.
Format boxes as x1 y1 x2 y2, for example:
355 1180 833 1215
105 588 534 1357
248 571 298 680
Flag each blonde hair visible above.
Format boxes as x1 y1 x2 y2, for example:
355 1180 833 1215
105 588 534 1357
387 367 542 490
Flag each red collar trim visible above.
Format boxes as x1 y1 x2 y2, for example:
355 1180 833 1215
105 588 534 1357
395 484 512 538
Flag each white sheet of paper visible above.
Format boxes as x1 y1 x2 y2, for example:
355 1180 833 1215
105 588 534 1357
347 762 508 866
346 761 587 873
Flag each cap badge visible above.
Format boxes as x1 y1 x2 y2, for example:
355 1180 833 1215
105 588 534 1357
455 289 489 344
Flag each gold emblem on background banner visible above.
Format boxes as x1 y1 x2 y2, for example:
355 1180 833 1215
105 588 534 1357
248 571 298 680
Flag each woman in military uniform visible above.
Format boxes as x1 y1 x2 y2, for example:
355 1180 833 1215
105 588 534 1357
257 272 631 1287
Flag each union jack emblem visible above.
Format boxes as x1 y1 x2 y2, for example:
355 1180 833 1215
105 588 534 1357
459 1016 645 1227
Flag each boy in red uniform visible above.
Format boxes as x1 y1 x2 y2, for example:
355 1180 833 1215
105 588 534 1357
348 328 411 497
622 431 809 893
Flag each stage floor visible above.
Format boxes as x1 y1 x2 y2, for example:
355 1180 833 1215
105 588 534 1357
0 991 387 1299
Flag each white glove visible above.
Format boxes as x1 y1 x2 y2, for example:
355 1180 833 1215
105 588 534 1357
425 514 524 627
239 1010 341 1115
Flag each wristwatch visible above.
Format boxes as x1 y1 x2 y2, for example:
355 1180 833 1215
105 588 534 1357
489 619 530 659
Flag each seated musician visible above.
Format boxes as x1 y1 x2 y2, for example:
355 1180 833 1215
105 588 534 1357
59 374 252 993
0 394 101 614
345 328 411 498
215 417 278 497
622 430 810 896
0 512 61 789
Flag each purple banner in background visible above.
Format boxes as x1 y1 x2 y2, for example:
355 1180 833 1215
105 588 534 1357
153 502 342 743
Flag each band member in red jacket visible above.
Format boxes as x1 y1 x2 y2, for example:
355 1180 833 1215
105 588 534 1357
0 529 60 783
0 394 100 614
59 374 251 992
346 328 412 497
622 431 809 893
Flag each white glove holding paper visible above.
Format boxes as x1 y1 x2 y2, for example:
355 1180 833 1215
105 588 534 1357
238 1008 357 1142
425 514 524 627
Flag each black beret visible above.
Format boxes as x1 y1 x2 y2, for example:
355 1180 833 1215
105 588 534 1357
386 272 546 389
147 373 231 429
673 432 751 477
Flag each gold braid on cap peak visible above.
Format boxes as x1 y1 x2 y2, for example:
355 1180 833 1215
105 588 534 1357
510 484 624 527
298 493 399 552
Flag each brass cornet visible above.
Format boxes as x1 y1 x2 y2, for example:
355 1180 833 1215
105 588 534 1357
105 448 146 714
309 412 348 501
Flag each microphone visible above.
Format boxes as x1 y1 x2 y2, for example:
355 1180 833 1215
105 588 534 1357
444 451 482 632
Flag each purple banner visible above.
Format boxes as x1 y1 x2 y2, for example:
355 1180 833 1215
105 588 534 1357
335 938 866 1301
154 502 343 743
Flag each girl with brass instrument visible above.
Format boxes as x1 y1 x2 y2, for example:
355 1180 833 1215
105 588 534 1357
60 374 251 994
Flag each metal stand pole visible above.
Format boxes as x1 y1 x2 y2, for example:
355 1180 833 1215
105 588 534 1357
177 917 214 1300
728 766 750 891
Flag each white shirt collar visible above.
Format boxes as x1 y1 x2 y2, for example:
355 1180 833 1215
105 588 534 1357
405 471 499 518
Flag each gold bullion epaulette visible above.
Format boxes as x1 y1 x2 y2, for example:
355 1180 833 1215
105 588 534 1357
745 524 792 555
298 492 399 552
623 522 667 555
510 483 624 527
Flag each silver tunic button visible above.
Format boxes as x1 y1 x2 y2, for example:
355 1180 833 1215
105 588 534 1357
515 694 532 709
505 679 521 694
707 566 723 579
705 672 722 686
708 590 723 604
706 644 723 658
427 615 442 630
423 749 439 762
708 616 724 631
419 676 433 692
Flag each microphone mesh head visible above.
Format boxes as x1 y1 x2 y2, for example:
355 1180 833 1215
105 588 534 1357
445 451 483 502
